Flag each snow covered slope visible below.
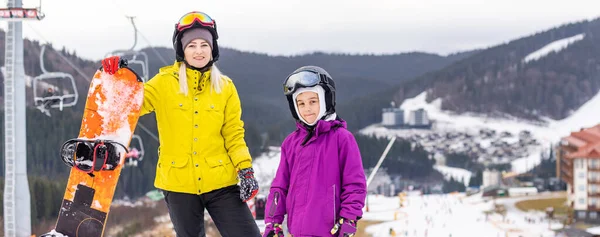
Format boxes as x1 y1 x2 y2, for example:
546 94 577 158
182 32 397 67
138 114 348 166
361 88 600 174
523 33 585 63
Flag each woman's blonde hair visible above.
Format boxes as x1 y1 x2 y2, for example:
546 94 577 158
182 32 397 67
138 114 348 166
178 63 227 95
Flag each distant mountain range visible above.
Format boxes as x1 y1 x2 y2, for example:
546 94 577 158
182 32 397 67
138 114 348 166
389 18 600 123
2 16 599 135
0 31 475 133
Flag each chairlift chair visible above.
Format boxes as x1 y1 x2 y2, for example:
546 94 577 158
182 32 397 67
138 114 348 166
32 45 78 112
105 16 150 82
105 49 149 82
125 134 145 167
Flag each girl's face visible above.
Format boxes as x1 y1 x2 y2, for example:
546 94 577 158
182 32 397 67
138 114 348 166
296 91 320 124
184 38 212 68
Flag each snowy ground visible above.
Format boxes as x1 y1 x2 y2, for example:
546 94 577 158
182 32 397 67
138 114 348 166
361 86 600 175
522 33 585 63
251 149 573 237
433 165 472 187
363 192 564 237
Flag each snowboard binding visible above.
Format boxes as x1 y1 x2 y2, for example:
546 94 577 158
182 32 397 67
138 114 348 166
60 138 129 177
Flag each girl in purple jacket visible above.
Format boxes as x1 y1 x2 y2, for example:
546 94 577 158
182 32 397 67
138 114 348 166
263 66 367 237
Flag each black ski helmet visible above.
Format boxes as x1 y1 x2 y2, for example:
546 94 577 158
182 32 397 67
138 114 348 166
284 66 336 121
172 11 220 63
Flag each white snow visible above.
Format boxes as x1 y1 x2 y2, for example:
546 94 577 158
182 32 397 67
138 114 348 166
587 226 600 235
92 200 102 209
363 192 564 237
42 229 69 237
92 72 143 145
511 152 543 174
242 148 586 236
244 81 600 236
252 162 570 237
252 147 283 195
361 90 600 174
523 33 585 63
434 165 472 187
79 72 144 164
112 199 142 207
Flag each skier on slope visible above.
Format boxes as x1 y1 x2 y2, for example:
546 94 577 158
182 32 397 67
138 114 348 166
101 11 260 237
262 66 367 237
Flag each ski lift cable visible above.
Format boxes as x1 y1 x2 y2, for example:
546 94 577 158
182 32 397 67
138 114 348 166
126 16 138 51
26 23 90 84
138 30 170 66
108 0 169 66
25 22 160 142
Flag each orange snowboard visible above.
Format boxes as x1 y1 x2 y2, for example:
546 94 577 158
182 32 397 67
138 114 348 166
49 65 144 237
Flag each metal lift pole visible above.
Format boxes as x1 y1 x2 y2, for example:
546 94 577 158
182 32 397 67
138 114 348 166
366 136 397 187
1 2 45 236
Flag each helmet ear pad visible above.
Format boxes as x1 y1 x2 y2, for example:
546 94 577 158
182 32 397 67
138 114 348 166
286 95 299 120
324 85 336 114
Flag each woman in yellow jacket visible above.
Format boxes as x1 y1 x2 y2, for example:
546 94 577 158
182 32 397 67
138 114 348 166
101 11 261 237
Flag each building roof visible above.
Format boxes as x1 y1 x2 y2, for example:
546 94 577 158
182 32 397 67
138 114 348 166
562 124 600 159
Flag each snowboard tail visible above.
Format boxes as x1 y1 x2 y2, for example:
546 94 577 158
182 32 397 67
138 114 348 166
47 65 144 237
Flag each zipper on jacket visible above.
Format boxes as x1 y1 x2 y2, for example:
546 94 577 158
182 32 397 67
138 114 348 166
333 184 336 224
268 191 280 217
301 127 314 146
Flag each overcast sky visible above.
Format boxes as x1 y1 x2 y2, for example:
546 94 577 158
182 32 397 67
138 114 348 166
1 0 599 61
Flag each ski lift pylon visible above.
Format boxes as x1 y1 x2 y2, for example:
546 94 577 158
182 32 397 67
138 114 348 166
32 44 79 112
105 16 149 82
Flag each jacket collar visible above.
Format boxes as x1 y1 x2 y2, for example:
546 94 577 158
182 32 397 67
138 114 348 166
160 61 212 93
160 61 211 81
295 118 346 137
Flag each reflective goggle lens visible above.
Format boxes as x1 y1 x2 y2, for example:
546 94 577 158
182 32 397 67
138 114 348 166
177 12 215 31
283 71 321 95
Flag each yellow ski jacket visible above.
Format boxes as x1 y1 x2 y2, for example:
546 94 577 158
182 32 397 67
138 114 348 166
140 61 252 195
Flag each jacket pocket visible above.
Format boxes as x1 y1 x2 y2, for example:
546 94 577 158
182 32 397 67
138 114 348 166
169 96 191 112
204 104 224 125
158 155 191 187
166 100 192 131
204 153 235 185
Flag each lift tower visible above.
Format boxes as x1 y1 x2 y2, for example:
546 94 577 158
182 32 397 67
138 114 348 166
0 1 45 236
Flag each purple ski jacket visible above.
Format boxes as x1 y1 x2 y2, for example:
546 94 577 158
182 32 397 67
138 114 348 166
264 119 367 236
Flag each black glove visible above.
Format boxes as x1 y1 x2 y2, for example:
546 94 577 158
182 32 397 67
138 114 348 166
238 167 259 202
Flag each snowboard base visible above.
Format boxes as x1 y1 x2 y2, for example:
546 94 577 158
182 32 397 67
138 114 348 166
44 63 144 237
55 184 107 236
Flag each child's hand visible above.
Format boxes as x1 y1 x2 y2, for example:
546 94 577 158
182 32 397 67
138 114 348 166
330 218 357 237
263 223 284 237
238 167 259 202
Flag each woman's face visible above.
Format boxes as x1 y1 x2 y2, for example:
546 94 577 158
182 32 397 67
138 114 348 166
184 38 212 68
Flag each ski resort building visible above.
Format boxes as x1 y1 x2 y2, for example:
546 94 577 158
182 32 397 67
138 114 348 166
558 124 600 223
382 107 404 127
381 106 432 129
407 108 430 127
